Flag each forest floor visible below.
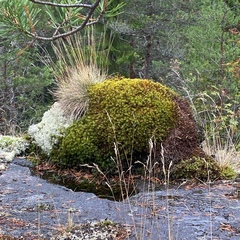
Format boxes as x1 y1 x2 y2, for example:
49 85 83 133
0 159 240 240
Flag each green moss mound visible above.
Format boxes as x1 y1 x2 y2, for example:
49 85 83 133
51 117 116 170
51 78 179 171
87 78 178 154
170 156 236 181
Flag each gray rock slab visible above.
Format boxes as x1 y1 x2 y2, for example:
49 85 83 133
1 160 240 239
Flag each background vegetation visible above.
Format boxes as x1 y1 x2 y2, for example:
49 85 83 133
0 0 240 168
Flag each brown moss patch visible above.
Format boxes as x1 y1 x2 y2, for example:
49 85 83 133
161 95 202 165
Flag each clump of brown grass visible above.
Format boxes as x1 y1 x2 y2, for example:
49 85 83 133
202 139 240 175
50 28 109 119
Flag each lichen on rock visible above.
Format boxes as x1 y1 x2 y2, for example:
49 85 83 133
28 102 73 155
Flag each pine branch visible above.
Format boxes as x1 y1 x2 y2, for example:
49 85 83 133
29 0 92 9
27 0 103 41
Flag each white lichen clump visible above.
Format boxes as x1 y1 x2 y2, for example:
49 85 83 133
28 102 73 155
0 135 29 162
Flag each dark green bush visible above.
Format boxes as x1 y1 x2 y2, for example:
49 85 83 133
51 77 179 171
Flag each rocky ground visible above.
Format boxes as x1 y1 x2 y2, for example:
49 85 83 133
0 158 240 239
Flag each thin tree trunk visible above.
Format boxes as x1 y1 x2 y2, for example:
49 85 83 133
129 37 135 78
144 35 151 79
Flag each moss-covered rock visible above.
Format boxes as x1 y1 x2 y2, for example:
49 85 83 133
51 118 114 170
161 96 201 165
50 77 233 180
51 77 179 171
170 156 236 181
87 78 178 155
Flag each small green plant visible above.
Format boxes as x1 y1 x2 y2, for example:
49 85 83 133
96 219 117 227
219 165 236 179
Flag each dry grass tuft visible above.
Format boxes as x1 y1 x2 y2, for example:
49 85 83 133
202 140 240 174
50 28 109 119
